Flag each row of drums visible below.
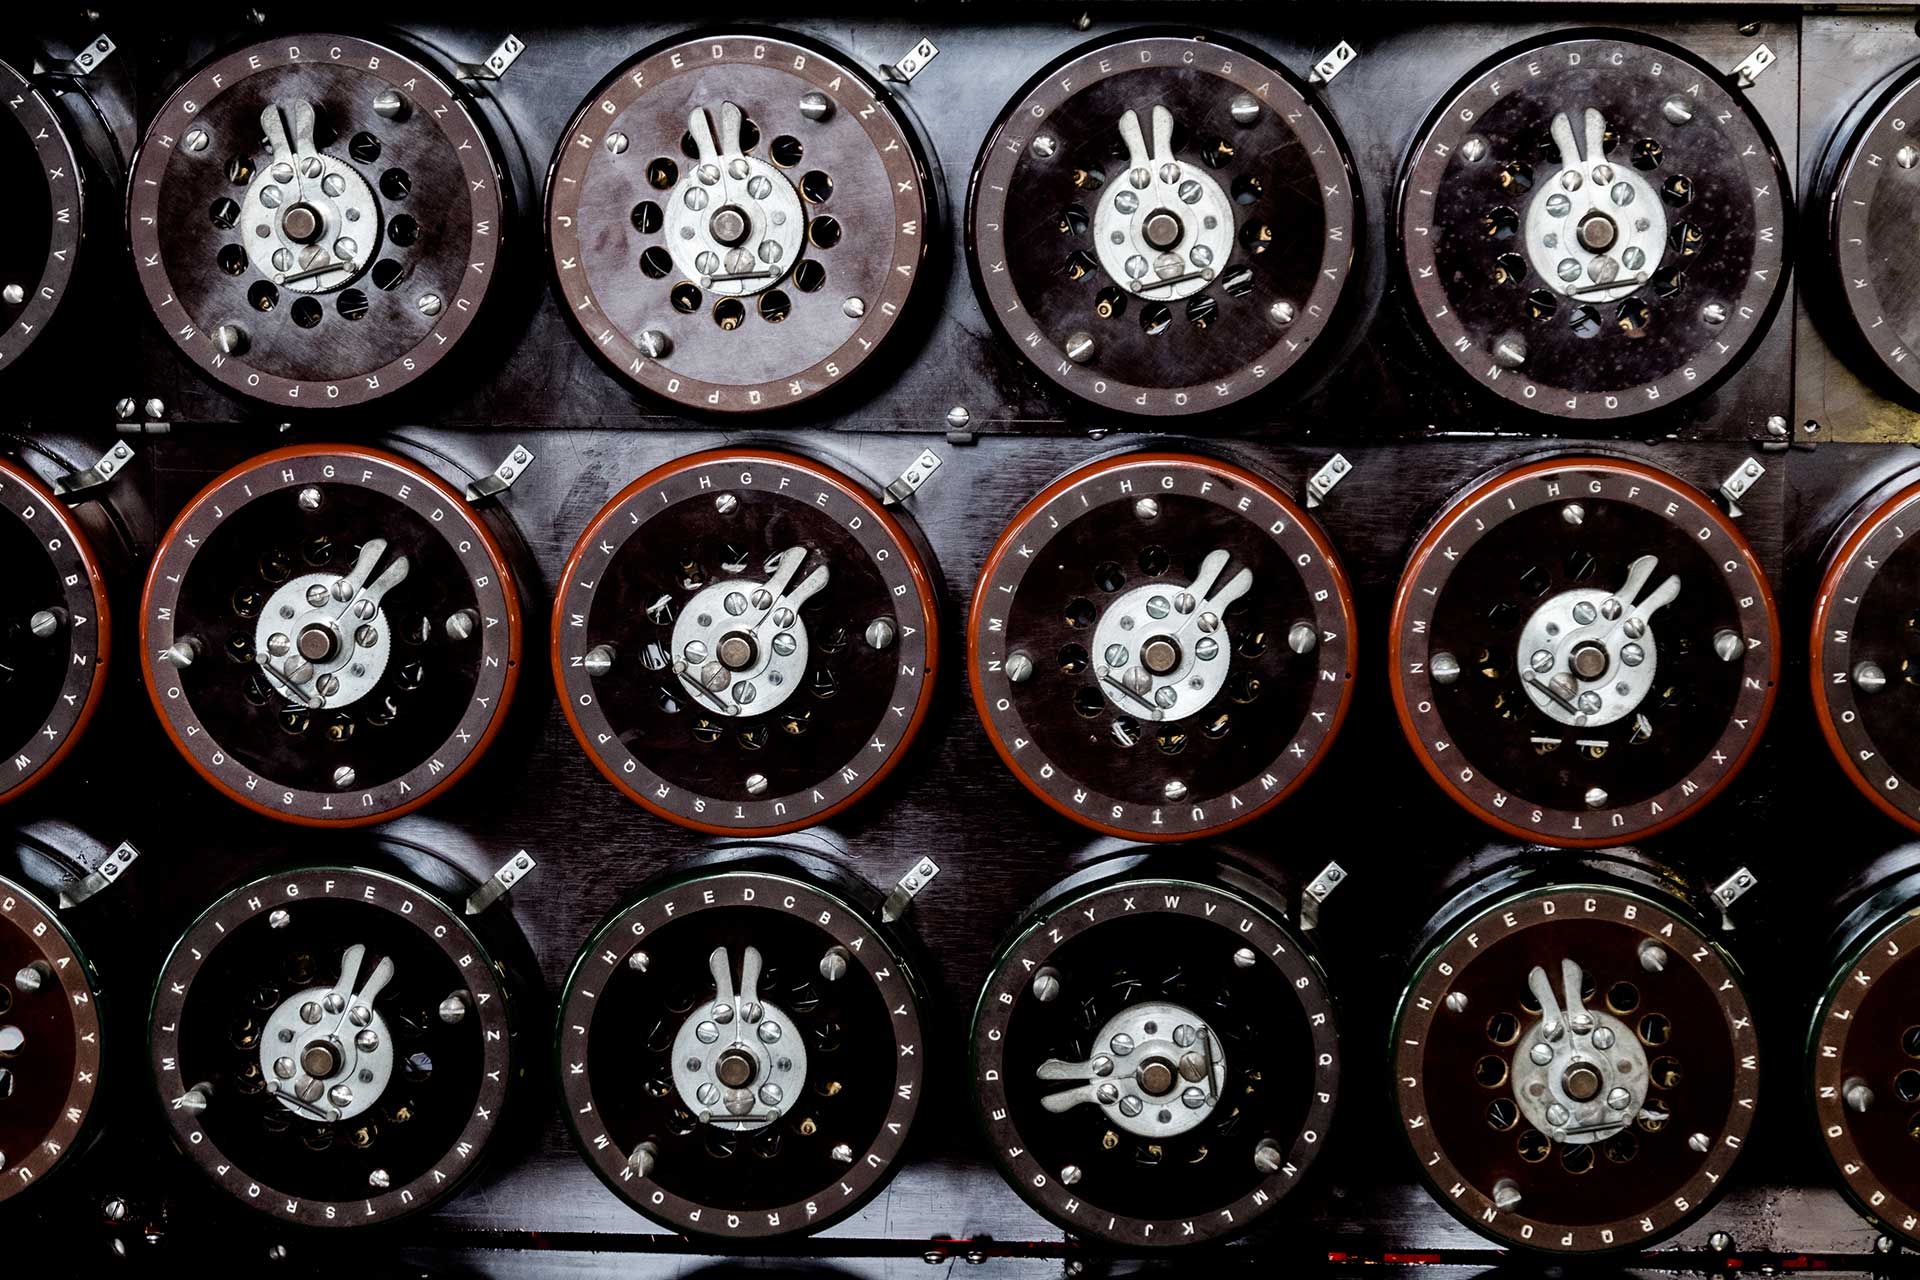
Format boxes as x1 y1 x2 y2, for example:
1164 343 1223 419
5 441 1919 844
2 830 1918 1255
9 23 1920 421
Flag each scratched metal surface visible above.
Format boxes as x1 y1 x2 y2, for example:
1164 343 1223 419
5 4 1920 1275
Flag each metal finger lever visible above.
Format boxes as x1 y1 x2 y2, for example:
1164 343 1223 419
688 106 721 165
1205 567 1254 617
1616 555 1657 611
333 539 389 605
1118 107 1152 173
1039 1083 1106 1113
1185 548 1230 601
1527 962 1566 1037
1549 106 1606 172
719 100 746 158
1631 573 1682 624
738 944 763 1015
707 945 737 1008
1036 1055 1117 1083
758 545 808 603
1556 957 1590 1029
780 564 831 613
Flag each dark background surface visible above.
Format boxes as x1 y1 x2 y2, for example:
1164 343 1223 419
6 4 1920 1274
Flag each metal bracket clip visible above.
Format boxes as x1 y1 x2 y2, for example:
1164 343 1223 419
1300 860 1347 931
882 37 939 84
1710 866 1757 910
880 856 939 924
1308 41 1357 87
59 841 140 909
465 849 537 916
467 443 534 501
458 34 526 82
1718 456 1765 519
1733 44 1775 90
883 449 942 507
66 35 117 77
54 441 136 499
1305 453 1352 509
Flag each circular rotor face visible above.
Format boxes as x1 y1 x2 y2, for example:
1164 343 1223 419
127 34 506 408
0 874 103 1203
555 450 938 835
1393 883 1756 1253
972 871 1338 1247
0 60 83 373
1390 456 1775 846
0 457 110 805
1399 32 1789 420
969 452 1354 841
1813 483 1920 834
149 866 512 1226
1825 65 1920 398
546 32 931 412
558 868 926 1239
1809 901 1920 1247
140 445 522 826
969 30 1355 415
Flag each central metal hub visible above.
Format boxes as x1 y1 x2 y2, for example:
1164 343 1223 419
1522 105 1668 305
1507 957 1651 1146
1034 999 1228 1140
1577 211 1617 252
1515 553 1678 731
1089 547 1250 725
1563 1061 1602 1102
669 945 809 1133
662 99 806 298
238 97 383 294
717 632 756 671
670 543 824 719
254 547 402 716
301 1041 340 1078
709 205 750 246
297 623 337 663
715 1047 757 1088
257 942 398 1125
1087 103 1234 302
1569 640 1609 681
1140 636 1181 675
281 203 323 244
1142 209 1183 251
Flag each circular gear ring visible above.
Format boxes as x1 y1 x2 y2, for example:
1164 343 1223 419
1812 476 1920 833
1399 31 1790 420
555 449 938 835
971 859 1338 1247
126 34 506 408
1393 879 1757 1253
1807 890 1920 1249
149 865 514 1227
557 865 926 1239
545 31 932 413
0 873 104 1204
1820 63 1920 398
969 452 1354 842
0 58 84 374
140 444 523 827
969 29 1356 415
0 455 110 805
1390 456 1776 846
